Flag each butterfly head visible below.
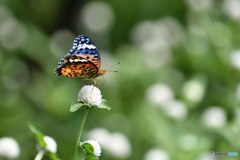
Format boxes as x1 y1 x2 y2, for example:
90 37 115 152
98 69 106 76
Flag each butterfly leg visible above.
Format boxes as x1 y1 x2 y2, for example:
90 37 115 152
93 78 100 87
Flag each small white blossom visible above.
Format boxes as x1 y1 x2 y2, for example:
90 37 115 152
106 133 131 158
230 50 240 70
162 100 188 120
197 152 216 160
146 83 174 106
186 0 213 12
183 80 205 103
144 148 170 160
81 139 101 157
80 2 115 33
44 136 57 153
202 106 227 128
222 0 240 20
78 85 102 106
88 128 131 158
236 83 240 100
88 128 109 145
0 137 20 159
178 134 198 151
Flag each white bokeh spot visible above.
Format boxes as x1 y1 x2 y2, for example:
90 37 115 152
146 83 174 106
80 1 115 33
144 148 170 160
88 128 131 158
44 136 57 153
230 50 240 70
202 106 227 128
0 137 20 159
183 80 205 103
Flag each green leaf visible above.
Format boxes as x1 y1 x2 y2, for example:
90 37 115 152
96 99 111 110
84 155 98 160
70 102 90 112
81 143 94 154
28 122 42 135
28 122 46 148
46 151 60 160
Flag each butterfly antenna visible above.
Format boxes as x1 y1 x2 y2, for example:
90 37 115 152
104 62 120 70
105 70 118 73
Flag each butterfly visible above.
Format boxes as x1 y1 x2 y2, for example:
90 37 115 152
55 35 106 79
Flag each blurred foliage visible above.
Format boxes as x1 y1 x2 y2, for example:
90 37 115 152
1 0 240 160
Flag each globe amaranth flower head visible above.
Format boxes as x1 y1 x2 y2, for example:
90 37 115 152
78 85 102 106
81 139 101 157
43 136 57 153
0 137 20 159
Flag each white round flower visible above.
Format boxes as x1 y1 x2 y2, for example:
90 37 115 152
236 83 240 100
106 133 131 158
222 0 240 20
80 1 115 33
146 83 174 106
78 85 102 106
88 128 110 145
186 0 213 11
230 50 240 70
202 106 227 128
197 152 216 160
144 148 170 160
81 139 101 157
162 100 188 120
183 80 205 103
44 136 57 153
88 128 131 158
178 134 198 151
0 137 20 159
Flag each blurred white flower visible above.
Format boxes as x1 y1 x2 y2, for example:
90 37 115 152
78 85 102 106
202 106 227 128
50 29 75 58
0 137 20 159
222 0 240 20
186 0 213 11
88 128 131 158
146 83 174 106
106 133 131 158
131 17 184 50
81 139 101 157
43 136 57 153
2 58 30 90
88 128 110 145
230 50 240 70
144 148 170 160
178 134 198 151
80 1 115 33
0 5 13 27
183 80 205 103
197 152 216 160
236 83 240 100
131 17 184 68
0 18 27 50
162 100 188 120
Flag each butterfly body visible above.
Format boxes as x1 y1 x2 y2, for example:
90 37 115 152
55 35 105 79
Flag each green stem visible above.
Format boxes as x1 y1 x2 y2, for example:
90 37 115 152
74 107 90 160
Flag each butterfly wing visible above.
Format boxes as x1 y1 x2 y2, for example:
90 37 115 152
55 35 102 78
57 35 101 69
55 55 98 78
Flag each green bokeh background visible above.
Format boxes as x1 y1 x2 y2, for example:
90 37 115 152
0 0 240 160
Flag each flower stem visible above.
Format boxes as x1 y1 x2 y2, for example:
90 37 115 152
74 107 90 160
34 150 45 160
